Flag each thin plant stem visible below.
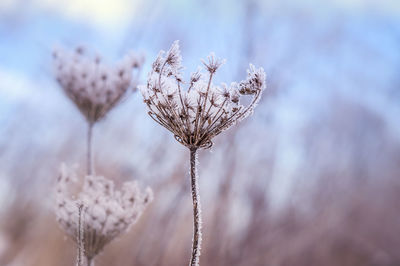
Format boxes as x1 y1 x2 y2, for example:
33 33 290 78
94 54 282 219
87 122 94 175
77 203 84 266
189 148 202 266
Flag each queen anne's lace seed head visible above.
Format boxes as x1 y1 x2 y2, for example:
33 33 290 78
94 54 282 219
139 41 266 149
53 46 144 124
55 164 153 260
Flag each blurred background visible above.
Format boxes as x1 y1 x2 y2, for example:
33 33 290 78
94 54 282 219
0 0 400 265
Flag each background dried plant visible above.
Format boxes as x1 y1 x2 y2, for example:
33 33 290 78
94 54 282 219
53 46 149 266
1 0 400 266
53 46 144 175
55 165 152 266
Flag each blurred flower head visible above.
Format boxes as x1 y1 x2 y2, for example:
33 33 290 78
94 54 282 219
53 46 144 124
139 41 266 149
55 164 153 260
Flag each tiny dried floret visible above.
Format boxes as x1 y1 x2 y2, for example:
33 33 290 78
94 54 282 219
139 41 266 149
55 164 153 260
190 69 202 85
53 46 144 124
201 52 226 74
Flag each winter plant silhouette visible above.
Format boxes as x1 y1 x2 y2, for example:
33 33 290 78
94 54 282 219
139 41 266 266
53 46 152 266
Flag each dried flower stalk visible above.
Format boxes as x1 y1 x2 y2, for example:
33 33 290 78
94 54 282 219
53 46 144 174
139 41 266 266
189 148 201 266
77 203 84 266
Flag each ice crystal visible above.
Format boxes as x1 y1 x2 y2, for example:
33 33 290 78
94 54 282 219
53 46 144 124
55 164 153 261
139 40 266 149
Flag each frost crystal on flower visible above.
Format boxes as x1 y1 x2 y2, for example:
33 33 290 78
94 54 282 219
139 40 266 149
55 164 153 261
53 46 144 124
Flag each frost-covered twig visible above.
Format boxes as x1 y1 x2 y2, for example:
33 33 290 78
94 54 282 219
189 148 201 266
139 41 266 266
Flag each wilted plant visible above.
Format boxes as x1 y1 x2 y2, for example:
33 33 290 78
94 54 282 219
55 164 153 266
139 41 266 266
53 46 144 175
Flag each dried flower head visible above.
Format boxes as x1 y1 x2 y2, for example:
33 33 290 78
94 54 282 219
53 46 144 124
55 164 153 261
139 41 266 149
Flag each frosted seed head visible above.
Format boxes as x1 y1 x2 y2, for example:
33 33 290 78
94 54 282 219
230 88 240 104
165 40 182 70
239 64 266 95
201 52 225 74
190 68 202 84
54 165 153 259
217 83 231 100
152 51 164 73
53 46 144 124
141 41 266 149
